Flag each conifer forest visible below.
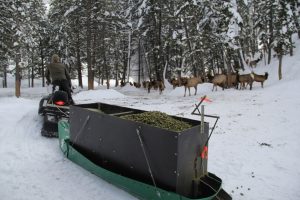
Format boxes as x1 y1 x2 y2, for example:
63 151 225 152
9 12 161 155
1 0 299 91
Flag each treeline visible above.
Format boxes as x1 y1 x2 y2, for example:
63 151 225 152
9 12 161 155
1 0 299 93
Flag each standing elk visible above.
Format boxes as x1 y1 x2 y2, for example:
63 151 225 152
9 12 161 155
246 58 261 68
170 78 180 89
142 81 149 89
133 82 141 88
148 80 165 94
212 74 227 91
207 73 214 83
183 77 202 97
226 73 239 89
253 72 268 88
238 73 254 90
170 77 188 89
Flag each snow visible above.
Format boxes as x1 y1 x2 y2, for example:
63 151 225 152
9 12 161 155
74 88 125 103
1 37 300 200
64 6 78 17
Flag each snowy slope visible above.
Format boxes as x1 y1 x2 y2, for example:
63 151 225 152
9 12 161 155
0 36 300 200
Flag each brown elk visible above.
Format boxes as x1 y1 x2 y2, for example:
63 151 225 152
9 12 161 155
170 78 179 89
253 72 268 88
148 80 165 94
120 80 126 87
142 81 149 89
170 77 188 89
212 74 227 91
238 73 254 90
133 82 141 88
183 77 202 97
246 58 261 68
226 73 238 89
206 73 214 83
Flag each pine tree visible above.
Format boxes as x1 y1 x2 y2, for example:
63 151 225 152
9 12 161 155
273 0 295 80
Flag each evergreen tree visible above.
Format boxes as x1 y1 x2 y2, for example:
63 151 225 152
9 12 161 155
1 0 299 91
273 0 295 80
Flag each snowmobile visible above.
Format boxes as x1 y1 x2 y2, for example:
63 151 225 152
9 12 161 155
38 87 71 137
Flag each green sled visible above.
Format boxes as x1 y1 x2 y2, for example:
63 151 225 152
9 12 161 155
58 120 231 200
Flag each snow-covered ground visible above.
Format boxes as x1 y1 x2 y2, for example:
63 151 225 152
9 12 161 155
1 38 300 200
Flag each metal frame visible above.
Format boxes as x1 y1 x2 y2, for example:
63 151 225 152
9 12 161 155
191 95 220 147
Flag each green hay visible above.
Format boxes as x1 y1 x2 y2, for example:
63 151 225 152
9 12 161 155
121 111 192 132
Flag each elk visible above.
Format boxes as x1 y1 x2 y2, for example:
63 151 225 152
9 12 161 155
253 72 268 88
238 73 254 90
206 73 214 83
148 80 165 94
142 81 149 89
170 77 188 89
212 74 227 91
246 58 261 68
133 82 141 88
120 80 126 87
183 77 202 97
170 78 180 89
226 73 238 89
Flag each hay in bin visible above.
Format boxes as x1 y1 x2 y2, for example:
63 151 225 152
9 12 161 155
121 111 192 132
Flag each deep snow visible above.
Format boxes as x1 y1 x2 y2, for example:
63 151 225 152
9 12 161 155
1 37 300 200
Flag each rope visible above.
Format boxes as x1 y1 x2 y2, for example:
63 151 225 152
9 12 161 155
54 104 69 117
136 128 161 198
73 115 90 144
199 178 218 193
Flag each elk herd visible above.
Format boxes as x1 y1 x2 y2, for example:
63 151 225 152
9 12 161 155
121 71 268 97
178 71 268 96
210 71 268 92
121 80 166 94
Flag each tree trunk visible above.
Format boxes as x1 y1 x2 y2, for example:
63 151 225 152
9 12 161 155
157 0 163 80
40 40 45 87
92 30 97 85
31 66 34 87
112 27 119 87
267 3 274 65
28 67 31 87
138 38 141 84
289 34 293 56
278 53 282 80
262 45 267 66
105 59 109 89
183 17 197 77
3 64 7 88
31 52 34 87
291 1 300 39
86 0 93 90
122 40 127 84
126 30 131 82
114 51 119 87
149 2 160 81
76 21 83 88
15 53 21 98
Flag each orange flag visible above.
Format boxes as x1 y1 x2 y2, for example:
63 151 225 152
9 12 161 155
200 97 212 103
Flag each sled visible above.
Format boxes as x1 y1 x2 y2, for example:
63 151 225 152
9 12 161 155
58 103 232 200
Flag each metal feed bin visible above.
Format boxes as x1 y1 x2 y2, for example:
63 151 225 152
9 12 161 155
69 103 209 198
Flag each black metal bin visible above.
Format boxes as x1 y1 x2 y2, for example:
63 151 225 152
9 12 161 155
69 102 209 198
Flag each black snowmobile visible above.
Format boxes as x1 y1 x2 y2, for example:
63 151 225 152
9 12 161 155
38 87 72 137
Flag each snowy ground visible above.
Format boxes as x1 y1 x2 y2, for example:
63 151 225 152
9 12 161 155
1 39 300 200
